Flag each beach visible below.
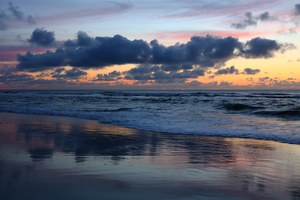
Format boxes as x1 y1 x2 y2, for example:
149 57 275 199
1 0 300 199
0 112 299 200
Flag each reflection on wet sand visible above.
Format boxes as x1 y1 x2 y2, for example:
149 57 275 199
0 113 300 200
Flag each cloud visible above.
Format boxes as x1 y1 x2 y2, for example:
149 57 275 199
277 27 298 35
17 50 65 72
95 71 122 81
150 36 242 67
65 33 151 67
162 0 281 20
258 12 276 21
38 1 132 26
76 31 93 46
287 77 296 81
51 67 87 80
253 76 300 89
161 64 193 71
241 37 281 58
0 73 33 82
27 15 36 25
0 2 36 31
51 67 65 74
231 11 276 29
63 68 87 79
219 81 232 87
17 33 152 71
124 65 153 81
232 12 257 29
0 66 85 89
0 68 34 83
51 67 65 79
124 64 205 83
16 32 289 72
0 10 8 30
8 2 24 20
259 76 270 82
28 28 56 47
243 68 260 75
295 4 300 16
215 66 239 75
0 70 75 89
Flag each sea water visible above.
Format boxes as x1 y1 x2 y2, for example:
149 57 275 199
0 90 299 144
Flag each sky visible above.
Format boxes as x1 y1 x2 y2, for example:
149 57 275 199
0 0 299 90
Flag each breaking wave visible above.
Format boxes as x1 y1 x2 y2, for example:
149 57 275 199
0 90 300 144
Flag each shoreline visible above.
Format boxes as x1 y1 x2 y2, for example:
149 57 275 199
1 112 300 200
0 111 299 145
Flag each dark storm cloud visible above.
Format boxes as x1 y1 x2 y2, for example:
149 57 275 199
295 4 300 15
124 65 153 80
241 37 281 58
95 71 122 81
215 66 239 75
16 34 242 71
77 31 93 46
64 34 151 67
17 33 152 70
124 64 205 83
17 50 65 72
28 28 56 47
150 36 242 67
243 68 260 75
232 11 276 29
64 31 93 47
16 32 289 72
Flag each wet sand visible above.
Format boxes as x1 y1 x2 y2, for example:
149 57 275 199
0 112 299 200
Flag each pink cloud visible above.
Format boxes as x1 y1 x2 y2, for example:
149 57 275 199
37 2 132 25
0 46 50 61
153 30 275 44
163 0 284 19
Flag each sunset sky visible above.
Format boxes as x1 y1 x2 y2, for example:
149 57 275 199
0 0 299 89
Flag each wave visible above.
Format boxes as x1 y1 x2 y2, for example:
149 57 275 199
0 107 299 144
99 108 134 112
0 90 300 144
252 92 291 96
255 108 300 119
1 90 299 99
221 102 261 111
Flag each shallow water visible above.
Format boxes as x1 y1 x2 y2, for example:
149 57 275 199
0 113 299 200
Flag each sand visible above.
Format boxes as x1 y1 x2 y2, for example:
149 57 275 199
0 112 299 200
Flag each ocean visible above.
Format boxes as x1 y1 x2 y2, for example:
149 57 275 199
0 90 299 144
